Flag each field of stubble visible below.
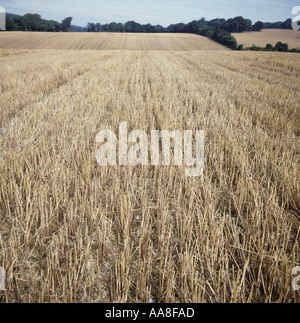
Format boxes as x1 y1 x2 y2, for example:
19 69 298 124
0 32 228 50
0 48 299 303
233 29 300 50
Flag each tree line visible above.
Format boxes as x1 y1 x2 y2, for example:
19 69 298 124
85 16 293 50
6 13 292 34
243 42 300 53
86 19 240 49
204 17 292 32
6 14 73 32
4 13 295 51
86 17 292 33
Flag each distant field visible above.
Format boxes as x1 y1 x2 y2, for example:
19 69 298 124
233 29 300 49
0 32 228 50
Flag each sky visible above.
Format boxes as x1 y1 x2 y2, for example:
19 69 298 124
0 0 298 27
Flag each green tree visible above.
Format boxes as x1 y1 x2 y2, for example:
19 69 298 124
145 23 156 33
61 17 73 32
265 44 274 51
227 16 252 32
185 21 202 33
124 21 142 33
87 22 96 32
282 19 292 29
109 22 120 32
12 16 26 30
23 13 44 31
253 21 264 31
95 23 102 32
44 19 60 32
6 17 18 31
274 42 288 52
154 25 164 33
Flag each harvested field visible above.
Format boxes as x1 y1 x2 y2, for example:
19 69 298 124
0 32 228 50
233 29 300 49
0 49 299 303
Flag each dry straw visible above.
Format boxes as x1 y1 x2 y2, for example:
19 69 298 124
0 48 299 303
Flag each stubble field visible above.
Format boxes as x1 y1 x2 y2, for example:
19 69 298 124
0 41 299 303
0 32 228 50
233 29 300 49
